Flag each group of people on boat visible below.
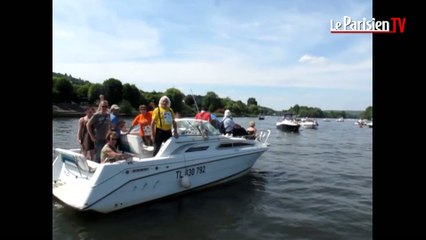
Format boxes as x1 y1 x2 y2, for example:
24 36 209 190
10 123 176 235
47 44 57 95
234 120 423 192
77 95 179 163
194 108 257 140
77 94 259 164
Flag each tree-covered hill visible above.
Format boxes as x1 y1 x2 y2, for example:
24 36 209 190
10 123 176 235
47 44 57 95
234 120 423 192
52 72 371 119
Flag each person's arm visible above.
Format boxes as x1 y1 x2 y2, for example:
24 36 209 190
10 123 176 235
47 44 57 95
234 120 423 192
102 148 125 163
151 118 156 142
77 118 84 144
86 116 96 142
172 119 178 138
127 115 140 134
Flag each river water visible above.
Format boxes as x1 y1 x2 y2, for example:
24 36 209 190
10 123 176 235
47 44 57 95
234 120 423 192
53 117 372 240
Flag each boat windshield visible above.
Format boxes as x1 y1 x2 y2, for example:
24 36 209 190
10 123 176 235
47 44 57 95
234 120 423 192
176 118 220 137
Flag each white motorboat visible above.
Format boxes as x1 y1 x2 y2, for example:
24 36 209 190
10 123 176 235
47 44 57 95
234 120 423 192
52 118 271 213
367 121 373 128
276 112 300 132
300 118 319 129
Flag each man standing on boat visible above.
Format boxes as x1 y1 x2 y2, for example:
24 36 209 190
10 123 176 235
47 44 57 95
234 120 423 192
151 96 179 156
87 100 111 163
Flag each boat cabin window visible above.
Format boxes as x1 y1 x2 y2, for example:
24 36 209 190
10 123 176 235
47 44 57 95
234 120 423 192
185 146 209 152
176 119 220 136
218 142 252 148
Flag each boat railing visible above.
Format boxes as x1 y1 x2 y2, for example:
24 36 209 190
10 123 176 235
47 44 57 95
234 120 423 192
256 129 271 145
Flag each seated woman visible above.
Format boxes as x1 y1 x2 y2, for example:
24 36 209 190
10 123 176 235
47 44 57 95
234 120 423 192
100 132 132 163
245 121 257 140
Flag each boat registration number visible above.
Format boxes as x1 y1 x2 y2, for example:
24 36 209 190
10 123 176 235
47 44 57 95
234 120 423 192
176 166 206 179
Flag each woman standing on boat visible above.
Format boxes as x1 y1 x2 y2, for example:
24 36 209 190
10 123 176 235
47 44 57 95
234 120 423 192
150 96 179 156
128 104 153 146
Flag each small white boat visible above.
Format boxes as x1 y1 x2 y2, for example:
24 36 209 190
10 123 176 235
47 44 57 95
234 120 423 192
300 118 319 129
53 118 271 213
336 117 344 122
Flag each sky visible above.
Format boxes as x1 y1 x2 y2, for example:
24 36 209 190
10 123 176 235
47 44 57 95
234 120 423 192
53 0 372 111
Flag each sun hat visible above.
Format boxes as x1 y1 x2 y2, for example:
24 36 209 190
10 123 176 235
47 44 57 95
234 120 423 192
110 104 120 110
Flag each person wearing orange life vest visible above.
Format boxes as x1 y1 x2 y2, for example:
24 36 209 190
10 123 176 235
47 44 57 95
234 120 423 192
150 96 179 156
127 104 153 146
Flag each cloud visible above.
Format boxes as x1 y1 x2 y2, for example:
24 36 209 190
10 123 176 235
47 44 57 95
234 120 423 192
53 0 372 110
299 54 327 65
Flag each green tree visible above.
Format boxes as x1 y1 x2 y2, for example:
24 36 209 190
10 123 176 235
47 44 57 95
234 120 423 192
74 84 91 103
119 100 134 115
54 77 74 103
142 91 162 108
122 83 142 109
88 84 104 103
231 100 247 116
290 104 300 115
103 78 123 105
164 88 185 113
203 92 222 113
222 97 234 111
247 104 260 115
247 97 258 106
360 106 373 120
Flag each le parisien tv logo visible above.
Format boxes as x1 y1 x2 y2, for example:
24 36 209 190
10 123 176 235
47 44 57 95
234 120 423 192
330 16 406 34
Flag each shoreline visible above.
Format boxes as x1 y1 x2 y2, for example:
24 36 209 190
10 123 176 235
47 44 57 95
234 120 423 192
52 103 86 118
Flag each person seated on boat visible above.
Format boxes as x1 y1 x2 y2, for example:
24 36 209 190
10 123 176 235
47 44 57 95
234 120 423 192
151 96 179 156
222 109 235 135
245 121 257 139
128 104 153 146
195 106 212 122
118 119 128 134
101 132 132 163
77 106 95 160
232 123 248 137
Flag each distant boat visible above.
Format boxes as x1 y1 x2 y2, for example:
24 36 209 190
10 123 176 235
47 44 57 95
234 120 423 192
258 113 265 120
300 118 319 129
276 112 300 132
336 117 344 122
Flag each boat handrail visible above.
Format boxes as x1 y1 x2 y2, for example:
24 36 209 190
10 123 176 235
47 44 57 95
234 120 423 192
257 129 271 145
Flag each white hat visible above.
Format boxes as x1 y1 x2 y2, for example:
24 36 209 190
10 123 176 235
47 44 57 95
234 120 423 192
110 104 120 110
224 109 231 117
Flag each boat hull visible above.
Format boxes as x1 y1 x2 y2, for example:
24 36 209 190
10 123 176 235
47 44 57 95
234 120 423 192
53 138 268 213
276 123 300 132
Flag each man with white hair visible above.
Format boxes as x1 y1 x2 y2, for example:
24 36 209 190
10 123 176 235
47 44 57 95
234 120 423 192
222 109 235 134
151 96 179 156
